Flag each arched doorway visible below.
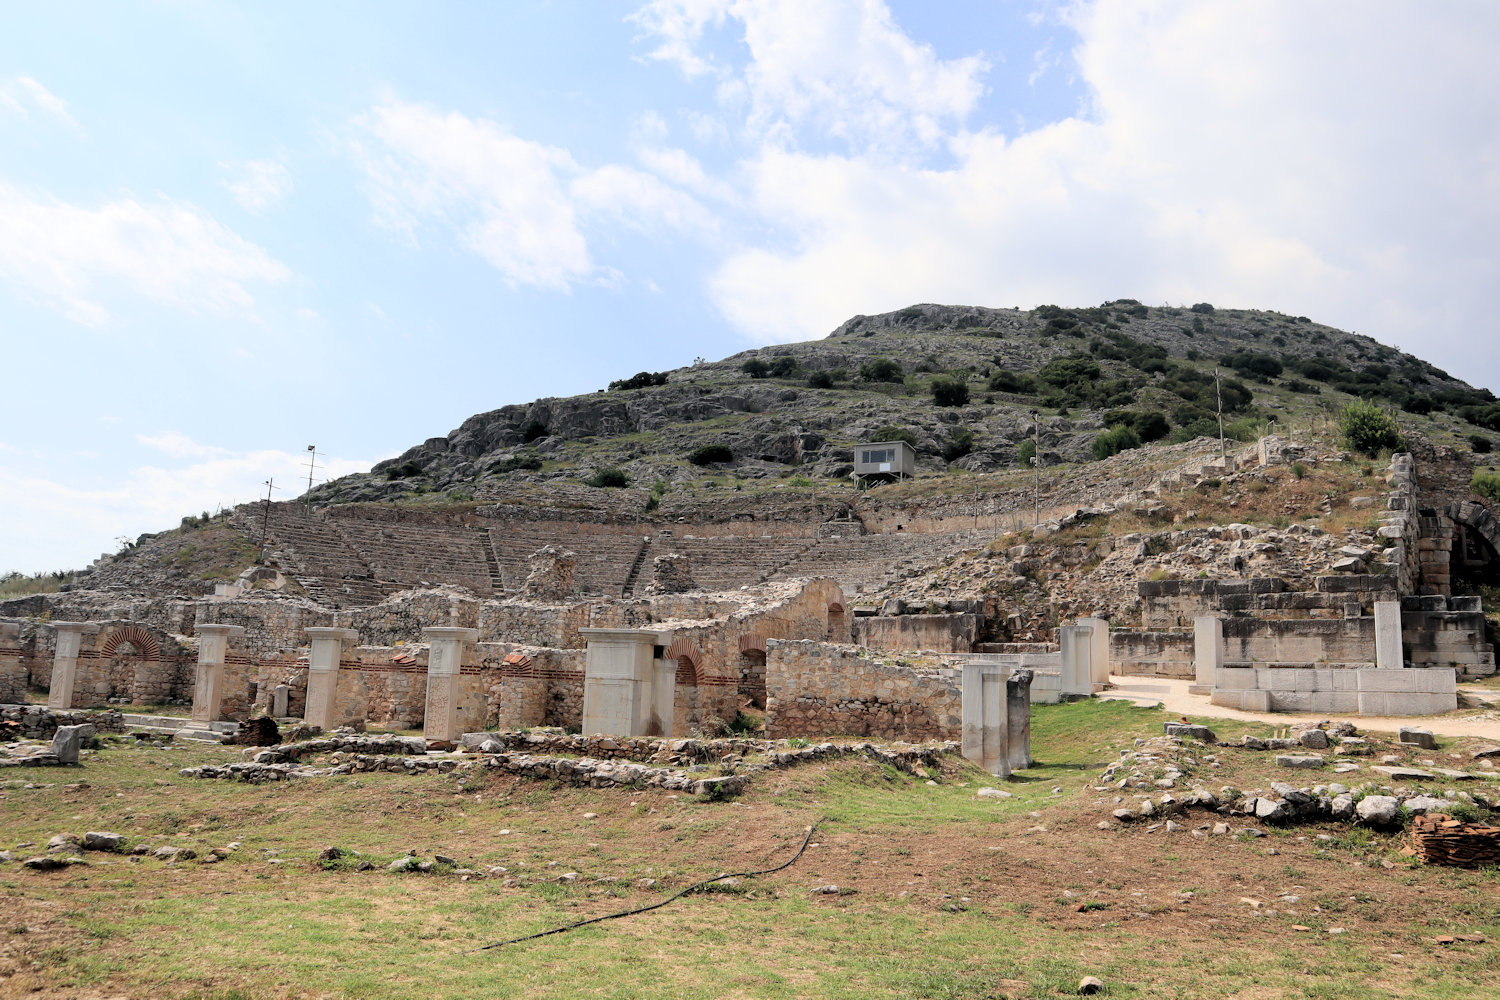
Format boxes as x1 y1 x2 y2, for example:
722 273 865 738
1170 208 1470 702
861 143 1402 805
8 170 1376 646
99 626 163 706
664 638 705 733
737 633 768 708
827 601 849 642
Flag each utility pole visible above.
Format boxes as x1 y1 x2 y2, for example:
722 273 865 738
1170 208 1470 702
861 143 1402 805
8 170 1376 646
257 478 281 564
1214 368 1226 462
301 446 319 500
1030 409 1040 527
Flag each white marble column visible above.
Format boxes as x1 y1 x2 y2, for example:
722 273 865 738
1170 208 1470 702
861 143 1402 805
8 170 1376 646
581 628 658 736
1077 616 1111 687
422 626 479 743
47 623 99 710
1191 616 1224 695
961 661 1010 778
189 624 245 724
1373 601 1404 669
1057 625 1093 699
304 627 360 730
650 657 677 738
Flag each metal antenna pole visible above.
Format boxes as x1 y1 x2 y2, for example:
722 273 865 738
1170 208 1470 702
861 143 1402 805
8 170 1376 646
1031 410 1040 527
1214 368 1226 461
258 477 281 563
303 445 321 504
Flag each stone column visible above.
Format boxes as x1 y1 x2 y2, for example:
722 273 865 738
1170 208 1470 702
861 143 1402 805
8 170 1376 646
47 623 99 710
422 627 479 743
1191 616 1224 695
1057 625 1093 699
189 624 245 724
272 684 290 718
1374 601 1404 669
650 656 677 738
1077 617 1111 687
961 662 1010 778
1006 668 1034 769
580 628 658 736
303 627 359 730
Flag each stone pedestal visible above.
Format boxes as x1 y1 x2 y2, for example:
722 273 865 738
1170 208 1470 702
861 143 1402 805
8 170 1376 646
47 623 99 710
651 658 677 738
304 627 360 730
1077 617 1111 688
1191 616 1224 696
422 627 479 743
1006 668 1034 769
580 629 659 737
1057 625 1094 699
1374 601 1404 669
189 624 245 725
961 662 1010 778
272 684 290 718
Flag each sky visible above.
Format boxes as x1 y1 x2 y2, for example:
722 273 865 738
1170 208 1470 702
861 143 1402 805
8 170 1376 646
2 0 1498 575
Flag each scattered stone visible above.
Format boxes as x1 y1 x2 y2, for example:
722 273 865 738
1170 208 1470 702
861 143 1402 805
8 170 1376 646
83 831 124 852
1276 755 1325 769
388 855 419 872
1299 730 1330 750
812 884 840 895
50 724 96 765
976 787 1012 800
1372 766 1436 780
23 855 70 870
1398 727 1438 750
1355 795 1401 826
1112 809 1135 823
46 833 81 852
355 860 374 871
1163 723 1216 743
1078 976 1105 995
1471 746 1500 759
1165 820 1182 833
1211 823 1230 836
1402 796 1448 815
434 854 457 866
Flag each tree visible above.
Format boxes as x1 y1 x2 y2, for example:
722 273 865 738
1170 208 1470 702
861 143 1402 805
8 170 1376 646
770 356 800 377
1091 424 1142 460
930 376 970 407
741 359 770 379
1339 399 1405 456
586 467 630 488
859 357 903 382
942 427 974 462
1017 439 1037 467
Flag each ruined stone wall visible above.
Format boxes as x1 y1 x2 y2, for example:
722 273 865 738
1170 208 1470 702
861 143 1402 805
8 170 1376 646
851 613 978 653
764 638 960 741
347 589 480 645
1139 576 1398 628
251 654 307 718
1402 595 1496 679
1111 631 1195 678
1222 617 1375 667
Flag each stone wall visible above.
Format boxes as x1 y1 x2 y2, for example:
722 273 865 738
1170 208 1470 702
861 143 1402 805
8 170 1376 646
1111 631 1195 678
764 639 960 741
851 613 978 653
1222 616 1374 667
1402 595 1496 679
0 622 27 703
1139 575 1398 628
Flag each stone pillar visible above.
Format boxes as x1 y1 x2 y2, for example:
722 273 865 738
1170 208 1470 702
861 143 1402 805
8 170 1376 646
272 684 290 718
1191 616 1224 695
1007 668 1034 769
1077 617 1111 687
189 624 245 724
1057 625 1093 699
303 627 359 730
422 627 479 743
47 623 99 709
650 657 677 738
580 628 658 736
1374 601 1404 669
961 662 1010 778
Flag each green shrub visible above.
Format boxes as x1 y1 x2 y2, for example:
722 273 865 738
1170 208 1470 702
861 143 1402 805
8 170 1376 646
930 377 970 407
1291 461 1307 480
873 426 919 448
1339 399 1405 456
1468 434 1493 454
770 356 800 377
806 371 835 389
688 443 734 466
608 371 668 391
489 454 543 474
941 428 974 462
1474 472 1500 503
987 369 1036 394
859 357 904 382
1105 410 1170 443
586 467 630 488
1190 302 1215 314
741 358 770 378
1091 424 1141 460
1016 439 1037 467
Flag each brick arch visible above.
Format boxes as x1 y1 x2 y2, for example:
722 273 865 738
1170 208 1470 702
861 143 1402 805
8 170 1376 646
737 633 767 655
100 626 160 661
664 638 702 686
827 601 846 614
1454 500 1500 554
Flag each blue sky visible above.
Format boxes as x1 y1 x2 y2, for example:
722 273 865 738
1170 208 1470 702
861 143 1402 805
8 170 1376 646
2 1 1498 574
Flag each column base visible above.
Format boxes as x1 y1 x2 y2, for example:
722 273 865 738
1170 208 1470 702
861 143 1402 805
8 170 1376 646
1187 684 1213 696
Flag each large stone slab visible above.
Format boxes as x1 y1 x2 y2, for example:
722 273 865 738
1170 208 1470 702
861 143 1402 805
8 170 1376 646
50 724 96 764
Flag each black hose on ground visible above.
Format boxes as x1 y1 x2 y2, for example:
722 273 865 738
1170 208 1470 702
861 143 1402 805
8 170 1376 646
475 817 827 951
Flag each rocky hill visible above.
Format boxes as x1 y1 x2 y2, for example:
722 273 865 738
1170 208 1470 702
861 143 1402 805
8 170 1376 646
311 301 1497 506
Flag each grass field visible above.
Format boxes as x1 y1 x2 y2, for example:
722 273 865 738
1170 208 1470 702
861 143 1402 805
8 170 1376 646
4 701 1499 999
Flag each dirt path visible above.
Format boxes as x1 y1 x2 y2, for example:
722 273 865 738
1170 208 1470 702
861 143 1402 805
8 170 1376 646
1099 674 1500 740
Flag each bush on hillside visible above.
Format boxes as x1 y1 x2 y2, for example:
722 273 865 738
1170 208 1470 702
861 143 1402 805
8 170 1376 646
688 443 734 466
860 357 904 382
1017 439 1037 467
1468 434 1493 454
806 371 835 389
987 368 1036 394
941 428 974 462
586 467 630 488
741 358 770 378
930 377 970 407
770 356 800 377
1339 399 1405 456
608 371 669 391
872 426 919 448
1473 472 1500 503
1091 424 1142 461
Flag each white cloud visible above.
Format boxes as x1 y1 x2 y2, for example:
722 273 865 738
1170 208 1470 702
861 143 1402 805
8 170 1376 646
0 183 290 327
1 75 80 130
632 0 988 151
0 442 371 574
671 0 1500 391
352 99 714 289
223 158 292 210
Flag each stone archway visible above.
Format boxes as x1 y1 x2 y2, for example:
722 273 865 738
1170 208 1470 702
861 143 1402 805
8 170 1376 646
826 601 849 642
664 638 705 733
98 625 164 706
737 633 768 708
1449 500 1500 590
